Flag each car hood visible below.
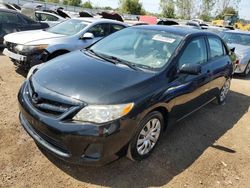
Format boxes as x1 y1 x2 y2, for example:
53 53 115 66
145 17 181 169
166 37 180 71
32 50 156 104
228 43 250 56
4 30 65 45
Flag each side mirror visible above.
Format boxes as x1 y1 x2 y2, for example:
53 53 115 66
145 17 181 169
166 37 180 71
80 32 94 40
230 47 235 53
179 63 201 75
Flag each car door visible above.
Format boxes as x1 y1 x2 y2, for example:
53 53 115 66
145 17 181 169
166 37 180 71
87 23 110 41
206 35 232 97
169 37 213 121
78 23 110 48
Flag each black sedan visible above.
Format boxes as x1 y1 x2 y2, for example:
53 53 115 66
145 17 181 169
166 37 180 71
18 26 234 165
0 8 49 47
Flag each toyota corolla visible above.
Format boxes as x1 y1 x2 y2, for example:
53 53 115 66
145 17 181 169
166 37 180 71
18 26 234 165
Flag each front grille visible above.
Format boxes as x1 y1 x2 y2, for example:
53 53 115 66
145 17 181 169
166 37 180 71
26 81 75 117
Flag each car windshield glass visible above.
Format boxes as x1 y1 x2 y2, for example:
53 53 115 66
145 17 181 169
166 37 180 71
90 27 183 69
47 19 88 36
223 33 250 46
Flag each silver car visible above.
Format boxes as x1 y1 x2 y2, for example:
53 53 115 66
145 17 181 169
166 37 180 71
3 18 127 70
222 30 250 76
33 11 66 27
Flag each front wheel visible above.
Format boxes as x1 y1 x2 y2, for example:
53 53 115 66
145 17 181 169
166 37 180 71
218 78 231 105
127 111 164 161
242 61 250 77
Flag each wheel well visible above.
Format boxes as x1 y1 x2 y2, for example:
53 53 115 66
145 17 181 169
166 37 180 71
48 50 70 60
149 107 168 131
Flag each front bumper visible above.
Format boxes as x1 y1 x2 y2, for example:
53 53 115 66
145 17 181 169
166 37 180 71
3 48 27 61
3 48 49 70
18 82 138 166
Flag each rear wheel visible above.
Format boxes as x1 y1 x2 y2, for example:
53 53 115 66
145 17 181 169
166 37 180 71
127 111 164 161
218 78 231 105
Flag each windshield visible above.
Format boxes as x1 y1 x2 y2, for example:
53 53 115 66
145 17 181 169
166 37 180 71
47 19 88 36
90 27 183 69
223 32 250 46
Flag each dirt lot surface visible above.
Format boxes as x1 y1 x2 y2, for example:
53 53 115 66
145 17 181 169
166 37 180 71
0 53 250 188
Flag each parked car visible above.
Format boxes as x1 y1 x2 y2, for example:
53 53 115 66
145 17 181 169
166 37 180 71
206 26 230 37
0 8 49 47
18 26 234 166
222 30 250 76
3 18 127 70
0 3 21 12
186 20 208 29
33 10 66 27
157 19 179 26
21 3 67 27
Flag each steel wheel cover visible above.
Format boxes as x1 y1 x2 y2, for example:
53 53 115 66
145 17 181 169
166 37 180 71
136 118 161 155
220 79 230 102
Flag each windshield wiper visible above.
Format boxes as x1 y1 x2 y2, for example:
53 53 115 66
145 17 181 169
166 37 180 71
133 63 154 70
107 56 140 71
85 49 153 71
85 49 117 64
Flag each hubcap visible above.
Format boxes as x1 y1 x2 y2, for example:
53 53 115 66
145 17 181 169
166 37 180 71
220 79 230 102
137 118 161 155
245 63 250 75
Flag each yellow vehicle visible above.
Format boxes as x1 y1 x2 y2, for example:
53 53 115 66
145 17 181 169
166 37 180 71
212 13 250 31
212 13 238 28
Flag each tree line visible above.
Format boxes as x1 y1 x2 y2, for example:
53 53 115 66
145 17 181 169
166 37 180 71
161 0 241 21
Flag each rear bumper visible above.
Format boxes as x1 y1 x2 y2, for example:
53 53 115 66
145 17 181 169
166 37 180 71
18 82 138 166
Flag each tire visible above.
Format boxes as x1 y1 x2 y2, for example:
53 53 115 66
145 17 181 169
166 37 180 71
242 61 250 77
217 78 231 105
127 111 164 161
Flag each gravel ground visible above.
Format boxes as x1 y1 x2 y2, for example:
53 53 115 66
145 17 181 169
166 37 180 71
0 54 250 188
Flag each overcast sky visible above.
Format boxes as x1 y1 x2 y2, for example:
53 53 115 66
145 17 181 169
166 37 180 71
87 0 250 20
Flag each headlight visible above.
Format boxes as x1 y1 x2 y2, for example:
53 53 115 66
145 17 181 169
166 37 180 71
27 63 44 79
73 103 134 124
15 44 48 53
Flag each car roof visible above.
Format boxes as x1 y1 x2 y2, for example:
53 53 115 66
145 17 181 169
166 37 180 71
0 7 19 13
224 30 250 35
72 17 127 25
133 25 217 37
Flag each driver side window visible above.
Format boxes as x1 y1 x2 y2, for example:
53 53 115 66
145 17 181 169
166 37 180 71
179 38 207 67
88 24 109 38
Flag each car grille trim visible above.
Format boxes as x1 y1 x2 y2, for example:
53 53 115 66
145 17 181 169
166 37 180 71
25 81 78 117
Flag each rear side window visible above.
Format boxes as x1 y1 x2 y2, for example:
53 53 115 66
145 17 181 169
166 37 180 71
110 24 125 34
179 38 207 66
208 37 224 58
0 12 19 24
